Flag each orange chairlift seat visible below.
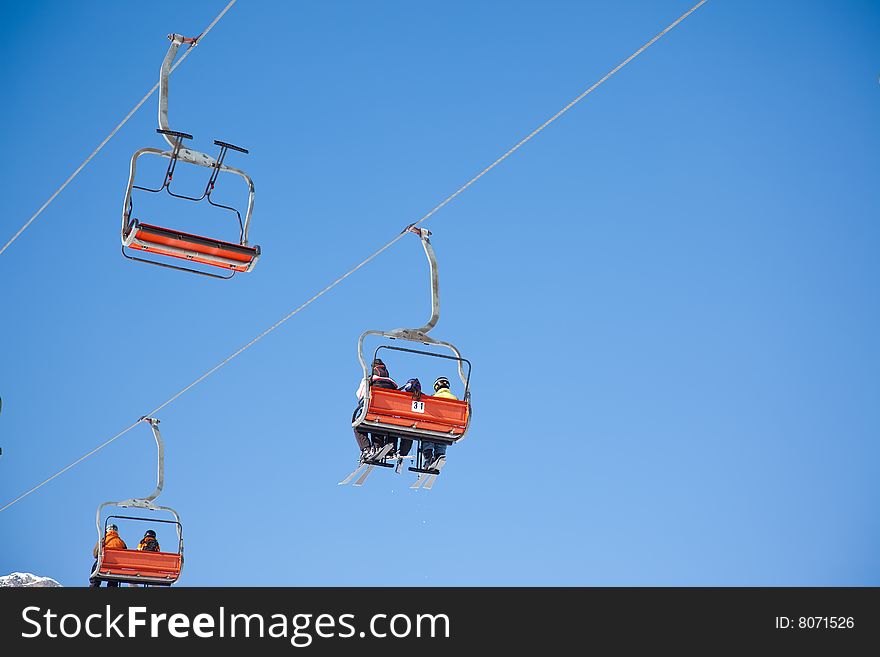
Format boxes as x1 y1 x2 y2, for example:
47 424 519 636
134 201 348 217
361 346 471 444
91 418 184 586
121 34 259 279
100 548 181 582
365 385 469 438
95 517 183 586
342 226 472 488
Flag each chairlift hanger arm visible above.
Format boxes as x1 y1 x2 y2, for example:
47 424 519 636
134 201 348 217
158 35 196 150
145 417 164 502
150 34 257 245
405 225 440 335
94 417 164 509
127 417 165 504
381 227 439 339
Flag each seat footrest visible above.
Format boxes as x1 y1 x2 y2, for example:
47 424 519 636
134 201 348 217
409 466 440 475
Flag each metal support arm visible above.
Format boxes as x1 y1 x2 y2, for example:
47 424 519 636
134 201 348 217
408 226 440 335
159 34 196 149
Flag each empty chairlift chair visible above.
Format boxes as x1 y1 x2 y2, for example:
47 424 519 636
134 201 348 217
121 34 259 278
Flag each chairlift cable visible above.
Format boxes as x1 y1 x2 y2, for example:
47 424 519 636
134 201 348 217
0 421 142 513
0 0 239 257
0 232 408 513
407 0 709 233
0 0 709 513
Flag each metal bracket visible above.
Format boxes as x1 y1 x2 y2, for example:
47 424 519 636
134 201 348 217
400 225 440 335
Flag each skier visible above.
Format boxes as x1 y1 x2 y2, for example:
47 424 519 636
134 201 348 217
137 529 160 552
421 377 457 470
352 358 397 461
89 524 127 587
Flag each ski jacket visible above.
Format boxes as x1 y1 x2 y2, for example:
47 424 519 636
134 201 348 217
93 531 127 557
433 387 458 400
137 537 161 552
356 374 398 400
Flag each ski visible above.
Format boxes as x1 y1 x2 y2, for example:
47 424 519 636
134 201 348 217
423 455 446 490
351 444 395 487
353 465 375 486
338 463 367 486
408 455 447 490
370 443 394 462
339 443 395 486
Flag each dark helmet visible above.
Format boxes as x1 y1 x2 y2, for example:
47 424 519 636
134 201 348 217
372 358 389 377
434 377 451 392
144 530 157 538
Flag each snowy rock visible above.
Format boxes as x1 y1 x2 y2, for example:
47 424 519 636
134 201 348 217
0 572 62 587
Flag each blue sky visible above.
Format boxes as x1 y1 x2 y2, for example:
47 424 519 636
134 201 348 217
1 0 878 586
